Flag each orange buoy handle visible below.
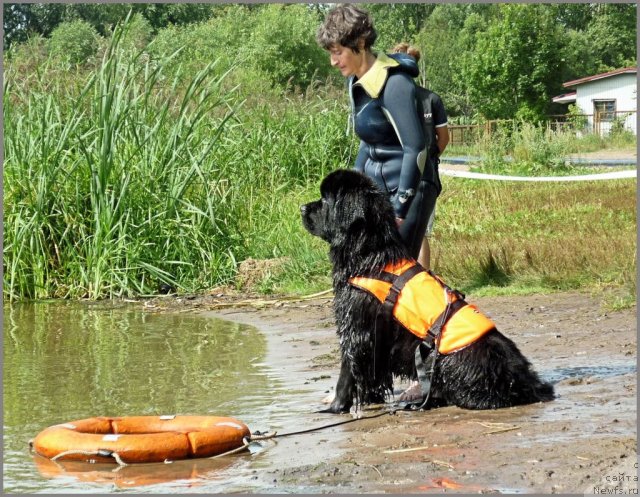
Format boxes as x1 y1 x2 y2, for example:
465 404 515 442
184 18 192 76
32 415 251 464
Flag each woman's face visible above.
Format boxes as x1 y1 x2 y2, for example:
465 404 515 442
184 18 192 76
328 44 363 78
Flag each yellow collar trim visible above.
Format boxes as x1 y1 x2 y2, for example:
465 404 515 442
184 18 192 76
354 53 399 98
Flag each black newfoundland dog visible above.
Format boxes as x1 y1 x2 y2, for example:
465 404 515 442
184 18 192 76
301 169 554 414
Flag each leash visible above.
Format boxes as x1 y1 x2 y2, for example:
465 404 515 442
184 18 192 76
410 275 467 411
257 409 394 439
210 409 397 458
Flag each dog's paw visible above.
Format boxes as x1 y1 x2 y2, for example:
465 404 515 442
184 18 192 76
322 392 335 404
317 406 349 414
397 381 423 402
317 399 353 414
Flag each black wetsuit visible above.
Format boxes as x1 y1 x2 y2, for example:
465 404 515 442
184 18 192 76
349 52 439 258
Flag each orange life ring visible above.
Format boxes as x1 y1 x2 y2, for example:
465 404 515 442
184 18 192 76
32 415 251 464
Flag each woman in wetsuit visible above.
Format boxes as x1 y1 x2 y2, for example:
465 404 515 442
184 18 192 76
316 4 440 268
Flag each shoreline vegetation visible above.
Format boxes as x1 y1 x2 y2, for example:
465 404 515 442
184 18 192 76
3 12 636 305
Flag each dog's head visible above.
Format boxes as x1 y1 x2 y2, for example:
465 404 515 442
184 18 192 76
300 169 398 250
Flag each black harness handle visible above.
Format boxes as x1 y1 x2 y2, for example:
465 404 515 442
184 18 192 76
381 265 425 315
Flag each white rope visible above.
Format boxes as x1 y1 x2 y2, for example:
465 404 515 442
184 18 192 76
208 437 251 459
51 449 129 466
440 169 637 182
51 449 99 461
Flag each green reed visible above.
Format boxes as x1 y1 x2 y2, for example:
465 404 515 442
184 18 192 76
3 19 352 301
4 21 240 299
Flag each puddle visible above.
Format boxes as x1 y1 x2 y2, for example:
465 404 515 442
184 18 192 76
545 364 637 383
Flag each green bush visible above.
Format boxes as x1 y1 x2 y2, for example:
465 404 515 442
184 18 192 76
245 4 331 90
149 4 332 94
148 7 272 96
119 13 152 53
49 20 100 65
567 103 588 130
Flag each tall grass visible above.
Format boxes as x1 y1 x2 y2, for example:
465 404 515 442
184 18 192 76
433 178 636 295
5 23 238 300
264 178 636 305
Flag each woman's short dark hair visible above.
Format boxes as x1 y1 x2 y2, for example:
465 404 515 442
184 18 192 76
316 4 377 53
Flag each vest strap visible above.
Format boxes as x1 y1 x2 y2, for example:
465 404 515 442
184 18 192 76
428 269 466 301
406 295 467 411
382 264 425 315
423 298 467 349
376 271 397 284
415 342 435 402
397 342 437 412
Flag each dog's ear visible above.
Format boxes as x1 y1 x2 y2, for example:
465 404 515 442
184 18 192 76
332 186 382 251
331 190 366 240
320 169 398 249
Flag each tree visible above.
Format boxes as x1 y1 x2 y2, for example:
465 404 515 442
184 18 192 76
556 4 595 31
3 4 65 48
583 4 637 72
413 4 497 117
462 4 565 121
3 3 220 48
365 3 435 51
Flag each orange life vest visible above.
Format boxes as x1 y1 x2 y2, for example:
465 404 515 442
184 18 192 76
349 260 495 354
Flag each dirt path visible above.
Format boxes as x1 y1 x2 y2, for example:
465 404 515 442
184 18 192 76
567 149 636 161
149 290 637 493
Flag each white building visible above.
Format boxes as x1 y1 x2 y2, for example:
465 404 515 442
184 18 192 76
552 67 637 135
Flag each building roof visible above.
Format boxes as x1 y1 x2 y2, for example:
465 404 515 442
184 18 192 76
552 91 577 104
563 67 637 88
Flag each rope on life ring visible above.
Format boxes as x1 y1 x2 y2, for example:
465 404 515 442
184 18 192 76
52 449 130 466
208 436 252 459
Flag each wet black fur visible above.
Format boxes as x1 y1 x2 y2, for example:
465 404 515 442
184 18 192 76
301 169 554 413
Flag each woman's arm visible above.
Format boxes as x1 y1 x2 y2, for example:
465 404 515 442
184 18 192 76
380 73 426 219
354 140 367 172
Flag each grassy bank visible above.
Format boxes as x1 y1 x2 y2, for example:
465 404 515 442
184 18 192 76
3 22 636 303
258 178 636 306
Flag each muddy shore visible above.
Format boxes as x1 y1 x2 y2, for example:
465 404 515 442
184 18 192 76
147 289 637 494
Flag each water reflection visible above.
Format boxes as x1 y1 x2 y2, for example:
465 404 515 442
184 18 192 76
4 301 272 493
31 454 236 490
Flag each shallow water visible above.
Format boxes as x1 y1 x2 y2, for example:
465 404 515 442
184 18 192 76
3 301 315 493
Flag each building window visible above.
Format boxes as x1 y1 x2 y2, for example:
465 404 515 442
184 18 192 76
593 100 616 121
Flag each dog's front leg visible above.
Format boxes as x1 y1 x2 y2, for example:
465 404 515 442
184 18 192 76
320 357 354 414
